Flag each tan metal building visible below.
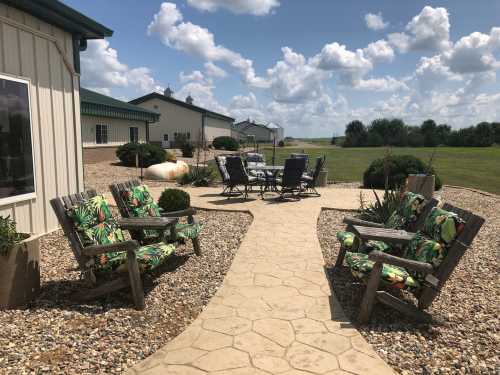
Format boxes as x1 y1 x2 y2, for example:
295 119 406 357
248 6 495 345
233 120 284 143
80 88 160 163
0 1 111 234
130 89 234 147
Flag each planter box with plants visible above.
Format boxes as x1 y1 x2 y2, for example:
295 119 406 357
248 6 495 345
0 216 40 309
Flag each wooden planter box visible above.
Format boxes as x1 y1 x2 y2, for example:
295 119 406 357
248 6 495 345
0 234 40 309
407 174 435 200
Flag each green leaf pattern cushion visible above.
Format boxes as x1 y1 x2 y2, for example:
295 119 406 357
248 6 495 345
69 195 124 246
385 192 426 230
96 241 175 273
336 231 355 248
363 240 393 254
345 252 420 290
422 207 465 245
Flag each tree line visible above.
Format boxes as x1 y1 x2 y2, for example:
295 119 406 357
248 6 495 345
338 119 500 147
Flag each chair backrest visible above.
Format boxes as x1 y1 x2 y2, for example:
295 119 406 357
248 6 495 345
246 153 265 163
290 153 309 168
50 189 98 270
408 197 439 232
282 157 306 188
418 203 485 308
225 156 249 185
215 155 230 183
109 179 142 219
311 156 326 182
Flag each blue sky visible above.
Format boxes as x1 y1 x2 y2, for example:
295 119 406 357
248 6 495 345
64 0 500 137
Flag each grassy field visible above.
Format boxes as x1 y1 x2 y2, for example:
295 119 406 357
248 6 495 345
262 146 500 195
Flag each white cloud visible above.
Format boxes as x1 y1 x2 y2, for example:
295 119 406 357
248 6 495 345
204 62 227 78
186 0 279 16
363 40 395 63
365 13 389 31
80 39 162 95
179 70 205 84
148 2 268 87
355 76 408 92
388 6 451 53
442 28 500 74
414 55 461 93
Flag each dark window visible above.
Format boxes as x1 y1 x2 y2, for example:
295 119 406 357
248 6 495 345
186 132 191 140
96 124 108 144
163 134 168 141
129 127 139 143
0 76 35 201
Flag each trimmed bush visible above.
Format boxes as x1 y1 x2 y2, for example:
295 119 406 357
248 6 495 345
181 142 195 158
212 136 239 151
177 166 215 187
278 140 285 147
158 188 190 212
165 150 177 162
116 143 166 167
363 155 442 191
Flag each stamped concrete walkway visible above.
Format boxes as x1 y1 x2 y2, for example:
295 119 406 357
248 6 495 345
124 187 394 375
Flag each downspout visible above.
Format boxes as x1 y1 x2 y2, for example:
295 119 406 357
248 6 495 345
202 113 206 148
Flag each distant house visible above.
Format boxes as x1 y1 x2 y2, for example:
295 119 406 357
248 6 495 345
0 0 111 234
233 120 284 143
80 88 160 163
130 88 234 147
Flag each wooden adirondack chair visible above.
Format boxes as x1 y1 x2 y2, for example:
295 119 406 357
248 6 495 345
335 197 440 267
50 190 177 310
352 203 484 323
109 179 202 256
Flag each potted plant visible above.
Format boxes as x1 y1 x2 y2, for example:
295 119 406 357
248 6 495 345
0 216 40 309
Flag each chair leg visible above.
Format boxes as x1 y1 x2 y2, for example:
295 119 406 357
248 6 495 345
192 237 202 256
335 245 348 267
127 249 145 310
358 261 382 324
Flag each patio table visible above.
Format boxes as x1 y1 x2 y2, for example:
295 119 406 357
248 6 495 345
247 165 284 194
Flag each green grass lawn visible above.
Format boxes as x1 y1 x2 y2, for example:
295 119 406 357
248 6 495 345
262 146 500 195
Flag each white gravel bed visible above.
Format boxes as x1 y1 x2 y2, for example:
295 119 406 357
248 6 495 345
0 210 252 374
318 187 499 375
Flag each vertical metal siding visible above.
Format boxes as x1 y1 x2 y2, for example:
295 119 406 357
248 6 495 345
0 4 82 234
81 116 147 147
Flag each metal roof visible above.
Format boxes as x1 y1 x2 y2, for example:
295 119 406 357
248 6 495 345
80 88 160 123
4 0 113 39
130 92 235 122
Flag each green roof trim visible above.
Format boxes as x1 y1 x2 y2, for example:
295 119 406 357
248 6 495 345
5 0 113 39
130 92 235 122
80 88 160 123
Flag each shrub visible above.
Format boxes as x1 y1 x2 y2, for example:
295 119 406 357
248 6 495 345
363 155 442 191
158 188 190 212
116 143 166 167
181 142 195 157
278 140 285 147
359 189 403 224
212 136 239 151
177 166 215 187
0 216 28 255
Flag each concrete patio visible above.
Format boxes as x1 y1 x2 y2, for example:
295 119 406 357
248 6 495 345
123 187 394 375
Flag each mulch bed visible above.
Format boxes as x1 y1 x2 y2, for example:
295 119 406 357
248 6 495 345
0 210 252 374
317 187 499 374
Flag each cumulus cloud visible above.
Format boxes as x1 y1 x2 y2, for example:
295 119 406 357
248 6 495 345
148 2 268 87
186 0 279 16
365 13 389 31
80 39 162 95
363 40 395 63
355 76 408 92
204 62 228 78
414 55 461 93
388 6 451 52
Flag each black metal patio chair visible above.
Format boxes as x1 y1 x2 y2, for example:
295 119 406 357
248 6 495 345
300 156 326 196
215 155 234 196
225 156 264 198
275 157 306 200
290 153 309 169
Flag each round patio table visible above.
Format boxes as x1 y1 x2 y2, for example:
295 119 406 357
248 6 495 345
248 165 284 194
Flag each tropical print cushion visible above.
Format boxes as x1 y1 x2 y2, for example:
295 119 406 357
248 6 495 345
176 222 203 240
336 231 355 248
422 207 465 245
385 192 426 230
363 240 393 254
95 241 175 273
345 252 420 290
122 185 161 218
69 195 125 247
404 232 445 268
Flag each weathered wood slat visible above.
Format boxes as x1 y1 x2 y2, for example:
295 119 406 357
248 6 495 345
83 240 139 257
353 225 414 244
368 251 434 274
376 291 432 323
358 262 383 324
118 217 178 230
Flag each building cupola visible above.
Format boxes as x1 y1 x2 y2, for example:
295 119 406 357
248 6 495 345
186 94 193 104
164 87 173 97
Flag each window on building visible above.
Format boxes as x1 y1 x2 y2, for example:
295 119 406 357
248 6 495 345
163 134 168 141
129 127 139 143
154 105 158 110
186 132 191 140
0 75 35 201
95 124 108 144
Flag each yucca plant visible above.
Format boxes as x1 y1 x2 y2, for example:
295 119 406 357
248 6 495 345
177 166 215 187
358 187 403 224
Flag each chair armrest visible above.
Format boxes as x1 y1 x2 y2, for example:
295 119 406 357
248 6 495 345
160 207 197 218
117 217 178 230
343 216 384 228
83 240 139 256
368 251 434 274
353 225 415 245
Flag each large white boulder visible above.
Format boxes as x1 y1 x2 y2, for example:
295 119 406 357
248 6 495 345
145 161 189 181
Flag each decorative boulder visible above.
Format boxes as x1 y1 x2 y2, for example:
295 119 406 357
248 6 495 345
145 161 189 181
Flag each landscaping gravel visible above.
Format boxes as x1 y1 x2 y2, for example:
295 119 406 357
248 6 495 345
317 187 499 375
0 210 252 375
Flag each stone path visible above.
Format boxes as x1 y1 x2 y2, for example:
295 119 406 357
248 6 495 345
124 187 394 375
